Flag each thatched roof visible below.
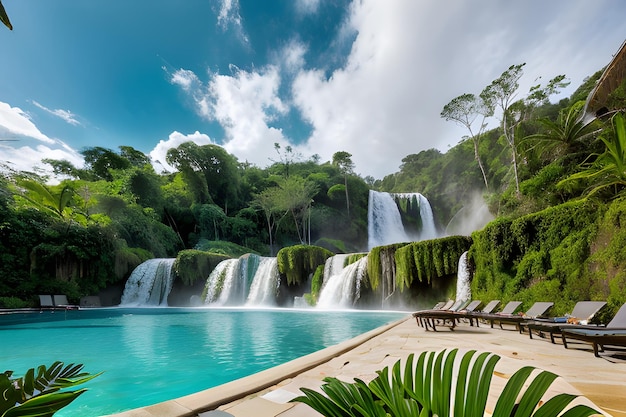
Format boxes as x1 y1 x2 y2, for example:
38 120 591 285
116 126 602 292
584 40 626 117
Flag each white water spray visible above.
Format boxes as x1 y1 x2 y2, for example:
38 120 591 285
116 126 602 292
120 258 176 306
455 251 471 302
317 257 368 308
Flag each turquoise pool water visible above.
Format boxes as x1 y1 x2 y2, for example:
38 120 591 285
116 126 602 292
0 307 407 416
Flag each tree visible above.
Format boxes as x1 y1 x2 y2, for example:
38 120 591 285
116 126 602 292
81 147 132 181
276 176 319 245
481 64 569 194
481 64 526 194
166 142 240 211
0 0 11 30
332 151 355 215
252 187 284 255
441 93 494 189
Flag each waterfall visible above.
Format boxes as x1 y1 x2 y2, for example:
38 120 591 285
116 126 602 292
417 193 437 240
368 191 437 249
246 257 280 306
204 258 240 305
317 257 368 308
120 258 176 306
368 191 409 249
204 255 279 306
323 254 350 281
455 251 471 302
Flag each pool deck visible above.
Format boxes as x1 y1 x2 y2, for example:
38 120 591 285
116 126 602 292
108 315 626 417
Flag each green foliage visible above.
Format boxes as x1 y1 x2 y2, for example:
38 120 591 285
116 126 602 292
175 249 231 286
309 264 325 302
194 239 260 257
559 112 626 199
0 362 100 417
0 297 28 309
276 245 334 286
367 243 407 290
394 236 472 290
470 199 601 312
292 349 600 417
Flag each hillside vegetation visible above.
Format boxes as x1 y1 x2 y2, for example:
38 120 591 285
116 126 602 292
1 56 625 312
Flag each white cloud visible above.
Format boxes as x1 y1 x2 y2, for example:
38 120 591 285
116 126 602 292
296 0 321 15
149 131 214 173
0 102 55 144
216 0 248 45
287 0 626 179
31 101 81 126
169 65 292 168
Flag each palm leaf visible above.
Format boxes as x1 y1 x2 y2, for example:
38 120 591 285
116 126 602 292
2 390 88 417
0 0 12 30
513 370 558 417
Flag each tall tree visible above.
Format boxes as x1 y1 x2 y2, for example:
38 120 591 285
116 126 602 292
166 142 240 211
441 93 494 189
481 64 526 194
332 151 355 215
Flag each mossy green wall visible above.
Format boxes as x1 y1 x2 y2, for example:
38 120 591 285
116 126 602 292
468 198 626 316
174 250 231 286
276 244 334 286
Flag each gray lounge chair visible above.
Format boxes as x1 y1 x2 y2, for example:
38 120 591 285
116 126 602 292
413 300 470 331
38 294 54 309
483 302 554 331
562 302 626 357
522 301 607 343
52 294 79 310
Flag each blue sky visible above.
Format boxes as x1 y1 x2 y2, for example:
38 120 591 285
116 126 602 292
1 1 625 180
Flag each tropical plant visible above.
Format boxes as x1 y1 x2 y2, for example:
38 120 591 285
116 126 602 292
291 349 601 417
558 112 626 198
0 0 11 30
0 362 100 417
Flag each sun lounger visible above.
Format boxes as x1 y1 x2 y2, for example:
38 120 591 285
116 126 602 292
487 301 553 331
52 294 79 310
413 299 456 327
38 294 54 309
562 302 626 357
413 300 480 331
522 301 607 343
472 300 521 327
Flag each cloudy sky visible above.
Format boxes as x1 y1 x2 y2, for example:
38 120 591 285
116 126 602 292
0 1 625 181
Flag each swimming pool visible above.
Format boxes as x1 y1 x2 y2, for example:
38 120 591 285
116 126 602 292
0 307 407 416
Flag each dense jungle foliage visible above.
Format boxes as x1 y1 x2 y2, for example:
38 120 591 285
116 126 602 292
1 57 626 311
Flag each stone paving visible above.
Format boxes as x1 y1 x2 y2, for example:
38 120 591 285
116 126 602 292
109 315 626 417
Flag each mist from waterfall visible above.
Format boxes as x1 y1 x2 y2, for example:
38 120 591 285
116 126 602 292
455 251 471 302
120 258 176 306
368 191 437 249
204 255 280 306
317 256 367 309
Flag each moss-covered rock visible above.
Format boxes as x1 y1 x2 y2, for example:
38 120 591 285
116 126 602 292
395 236 473 291
174 249 231 286
276 245 334 286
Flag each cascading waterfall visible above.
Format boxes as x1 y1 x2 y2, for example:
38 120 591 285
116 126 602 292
368 191 409 249
246 257 280 306
204 258 241 305
455 251 471 302
317 257 368 308
120 258 176 306
368 191 437 249
204 255 280 306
